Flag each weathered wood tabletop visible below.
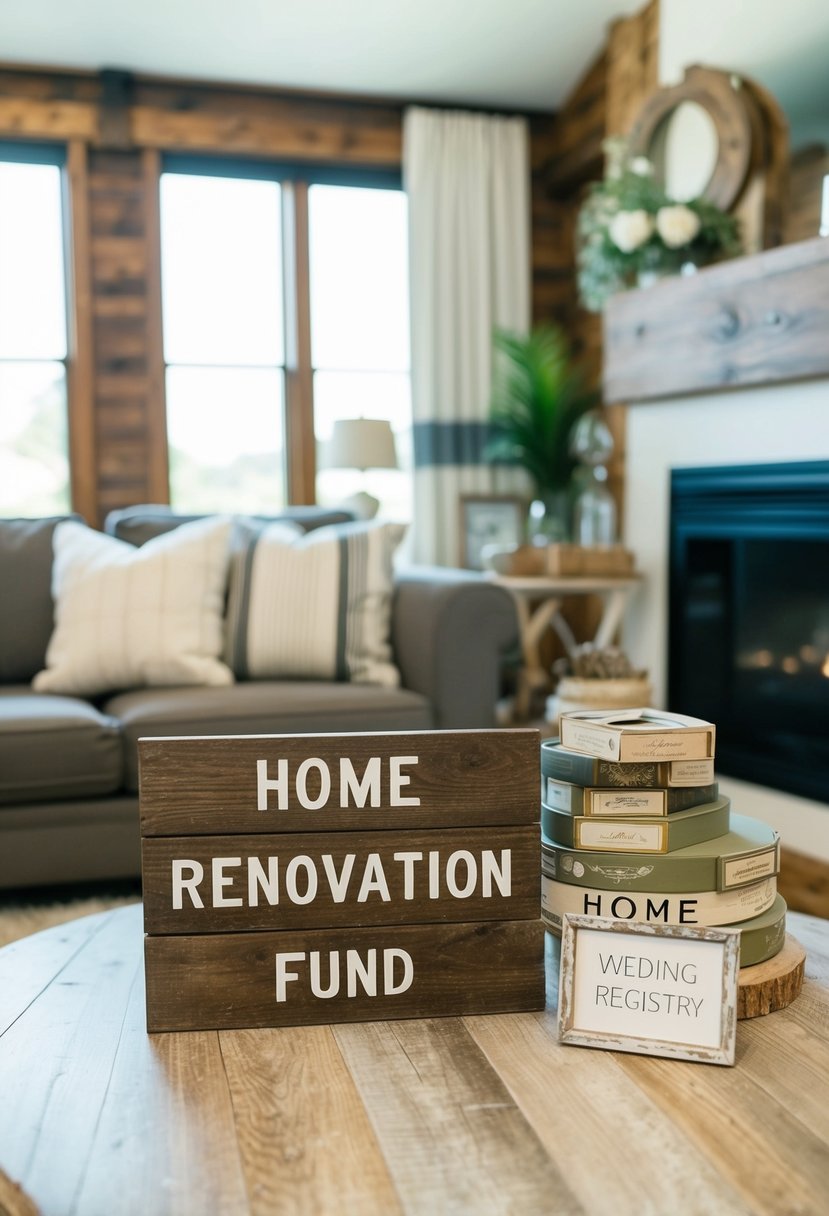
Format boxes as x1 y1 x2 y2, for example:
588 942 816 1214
1 904 828 1216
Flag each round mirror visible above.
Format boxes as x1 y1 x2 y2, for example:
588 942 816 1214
649 101 720 201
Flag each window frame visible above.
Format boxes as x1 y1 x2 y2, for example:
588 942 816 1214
158 153 403 507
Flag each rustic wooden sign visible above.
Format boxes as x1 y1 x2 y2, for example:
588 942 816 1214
141 729 544 1032
558 914 739 1066
142 825 540 934
138 729 539 835
145 919 545 1032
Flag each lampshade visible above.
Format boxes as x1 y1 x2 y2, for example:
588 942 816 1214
324 418 398 472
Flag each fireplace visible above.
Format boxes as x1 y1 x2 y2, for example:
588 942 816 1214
669 461 829 804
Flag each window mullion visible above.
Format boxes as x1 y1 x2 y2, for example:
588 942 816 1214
282 180 316 505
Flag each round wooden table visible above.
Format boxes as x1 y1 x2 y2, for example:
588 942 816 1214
1 905 828 1215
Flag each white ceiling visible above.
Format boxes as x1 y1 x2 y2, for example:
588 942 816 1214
0 0 643 110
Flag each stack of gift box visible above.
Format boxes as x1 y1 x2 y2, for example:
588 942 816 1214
541 709 786 968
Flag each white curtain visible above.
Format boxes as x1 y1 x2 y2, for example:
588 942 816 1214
403 106 531 566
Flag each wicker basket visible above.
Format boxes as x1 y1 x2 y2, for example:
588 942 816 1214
546 675 652 732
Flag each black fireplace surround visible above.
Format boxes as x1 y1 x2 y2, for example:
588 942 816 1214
669 461 829 805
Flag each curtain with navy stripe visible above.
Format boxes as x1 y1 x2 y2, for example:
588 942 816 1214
403 107 531 566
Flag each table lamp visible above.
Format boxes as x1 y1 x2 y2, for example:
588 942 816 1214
322 418 398 518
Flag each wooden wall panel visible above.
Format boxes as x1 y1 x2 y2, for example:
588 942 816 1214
784 145 829 246
87 149 156 522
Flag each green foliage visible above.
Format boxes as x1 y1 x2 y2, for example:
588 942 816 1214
486 326 596 497
577 138 741 312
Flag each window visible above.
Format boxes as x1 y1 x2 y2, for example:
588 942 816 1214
160 172 286 513
159 163 411 520
310 185 411 522
0 145 69 517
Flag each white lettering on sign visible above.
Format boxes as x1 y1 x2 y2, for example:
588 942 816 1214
340 757 381 807
172 860 204 909
170 848 512 909
212 857 244 907
256 755 421 811
275 947 415 1002
285 856 318 905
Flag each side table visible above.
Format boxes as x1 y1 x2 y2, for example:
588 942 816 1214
489 574 641 720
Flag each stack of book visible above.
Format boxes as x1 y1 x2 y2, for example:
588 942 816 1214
540 709 786 969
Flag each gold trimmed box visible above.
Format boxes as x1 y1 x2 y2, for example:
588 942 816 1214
541 739 715 789
542 797 730 854
545 777 718 816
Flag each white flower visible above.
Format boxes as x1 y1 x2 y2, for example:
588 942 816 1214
608 209 654 253
630 156 653 176
656 204 702 249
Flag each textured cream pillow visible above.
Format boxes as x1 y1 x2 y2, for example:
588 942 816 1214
224 519 405 686
33 517 234 696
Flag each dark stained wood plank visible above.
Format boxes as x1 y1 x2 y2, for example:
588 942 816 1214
97 68 133 151
0 66 100 103
0 95 97 139
219 1027 402 1215
778 847 829 920
139 730 541 836
282 180 316 505
334 1017 584 1216
141 146 171 505
606 0 659 137
65 138 99 524
603 237 829 404
144 919 546 1031
129 104 402 165
74 952 250 1216
142 826 539 934
785 146 829 246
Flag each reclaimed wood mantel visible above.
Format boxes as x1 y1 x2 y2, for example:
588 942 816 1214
603 237 829 404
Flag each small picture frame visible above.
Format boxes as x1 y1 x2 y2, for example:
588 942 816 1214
558 914 739 1066
459 495 525 570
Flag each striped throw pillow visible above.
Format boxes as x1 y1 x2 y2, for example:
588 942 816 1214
33 517 234 696
225 520 405 686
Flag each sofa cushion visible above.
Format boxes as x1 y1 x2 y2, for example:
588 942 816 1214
33 516 235 697
104 504 357 547
0 515 81 683
104 681 434 792
0 688 122 805
225 519 405 686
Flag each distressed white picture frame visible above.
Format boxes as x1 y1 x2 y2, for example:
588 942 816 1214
558 914 739 1066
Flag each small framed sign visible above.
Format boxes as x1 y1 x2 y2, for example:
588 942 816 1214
558 914 739 1066
459 494 525 570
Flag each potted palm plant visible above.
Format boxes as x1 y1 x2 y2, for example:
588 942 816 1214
486 326 596 543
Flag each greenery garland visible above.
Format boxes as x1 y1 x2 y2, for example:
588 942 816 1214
577 138 741 312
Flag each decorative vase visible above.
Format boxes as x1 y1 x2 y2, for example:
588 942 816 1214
570 411 617 545
546 674 652 732
527 491 571 545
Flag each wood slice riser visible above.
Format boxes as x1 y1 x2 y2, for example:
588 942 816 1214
737 934 805 1020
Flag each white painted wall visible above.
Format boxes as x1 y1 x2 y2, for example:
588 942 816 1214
660 0 829 148
623 377 829 860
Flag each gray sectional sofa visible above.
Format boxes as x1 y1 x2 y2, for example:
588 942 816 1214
0 507 518 890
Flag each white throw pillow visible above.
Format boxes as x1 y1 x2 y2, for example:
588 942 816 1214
224 519 405 686
33 517 234 696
